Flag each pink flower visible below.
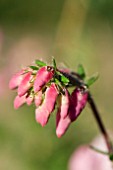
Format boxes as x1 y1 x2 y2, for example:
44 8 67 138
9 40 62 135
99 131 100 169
9 60 89 137
68 135 113 170
60 88 70 119
14 94 26 109
9 69 25 89
56 88 88 138
18 71 33 97
34 66 54 92
69 88 88 122
26 94 34 106
56 109 71 138
35 83 58 126
34 90 43 107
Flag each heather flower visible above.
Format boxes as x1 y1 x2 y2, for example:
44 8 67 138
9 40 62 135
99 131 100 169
60 88 70 119
34 90 43 107
14 94 27 109
34 66 54 92
56 88 88 138
9 59 89 137
35 83 58 126
9 69 26 89
18 71 33 97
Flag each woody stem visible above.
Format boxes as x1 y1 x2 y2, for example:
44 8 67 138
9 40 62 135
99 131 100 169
61 71 113 154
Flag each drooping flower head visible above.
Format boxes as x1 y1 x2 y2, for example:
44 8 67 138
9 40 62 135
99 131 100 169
9 58 89 137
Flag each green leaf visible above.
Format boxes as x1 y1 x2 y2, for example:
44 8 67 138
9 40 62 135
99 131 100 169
77 64 86 79
52 57 57 70
29 66 39 70
56 71 69 85
61 75 69 84
35 60 46 67
86 73 99 87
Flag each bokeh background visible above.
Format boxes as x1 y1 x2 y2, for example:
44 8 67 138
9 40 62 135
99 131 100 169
0 0 113 169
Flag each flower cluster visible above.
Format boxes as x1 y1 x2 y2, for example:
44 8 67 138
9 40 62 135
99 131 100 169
9 59 88 137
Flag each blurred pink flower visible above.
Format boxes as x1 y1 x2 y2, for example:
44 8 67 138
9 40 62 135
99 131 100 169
68 135 113 170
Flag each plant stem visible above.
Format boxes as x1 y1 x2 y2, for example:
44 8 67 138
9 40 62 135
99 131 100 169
61 71 113 154
88 92 113 154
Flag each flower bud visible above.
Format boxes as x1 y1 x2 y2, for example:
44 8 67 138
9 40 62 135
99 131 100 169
9 69 25 89
56 110 71 138
35 83 58 126
60 88 70 119
69 88 88 122
26 94 34 106
14 94 26 109
34 90 43 107
18 72 33 97
34 66 54 92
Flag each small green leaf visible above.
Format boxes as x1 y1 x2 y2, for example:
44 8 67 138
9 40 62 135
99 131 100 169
29 66 39 70
77 64 86 79
61 75 69 84
52 57 57 70
56 71 69 85
86 73 99 87
35 60 46 67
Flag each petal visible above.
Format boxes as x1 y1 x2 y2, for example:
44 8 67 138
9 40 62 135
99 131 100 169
60 88 70 118
34 66 54 92
14 94 26 109
35 83 58 126
56 110 71 138
26 94 34 106
69 88 88 122
9 69 25 89
34 90 43 107
18 72 33 97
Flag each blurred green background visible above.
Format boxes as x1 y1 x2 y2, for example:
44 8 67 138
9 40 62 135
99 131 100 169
0 0 113 169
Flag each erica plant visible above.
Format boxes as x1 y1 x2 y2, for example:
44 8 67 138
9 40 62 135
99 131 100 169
9 58 113 161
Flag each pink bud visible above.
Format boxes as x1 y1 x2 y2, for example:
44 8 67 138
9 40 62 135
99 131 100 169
60 89 70 119
18 72 33 97
35 90 43 107
56 88 88 138
56 110 71 138
26 94 34 106
9 69 25 89
35 83 58 126
34 66 54 92
69 88 88 122
14 94 26 109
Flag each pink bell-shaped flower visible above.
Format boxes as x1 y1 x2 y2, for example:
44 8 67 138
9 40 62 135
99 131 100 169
9 69 26 89
56 88 88 138
35 83 58 126
18 71 33 97
34 66 54 93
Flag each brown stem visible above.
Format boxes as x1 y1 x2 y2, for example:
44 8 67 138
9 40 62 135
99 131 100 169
61 70 113 154
88 92 113 154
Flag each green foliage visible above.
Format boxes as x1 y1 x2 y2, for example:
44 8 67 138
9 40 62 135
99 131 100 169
29 66 39 70
77 64 86 79
86 73 99 87
35 60 47 67
52 57 57 71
